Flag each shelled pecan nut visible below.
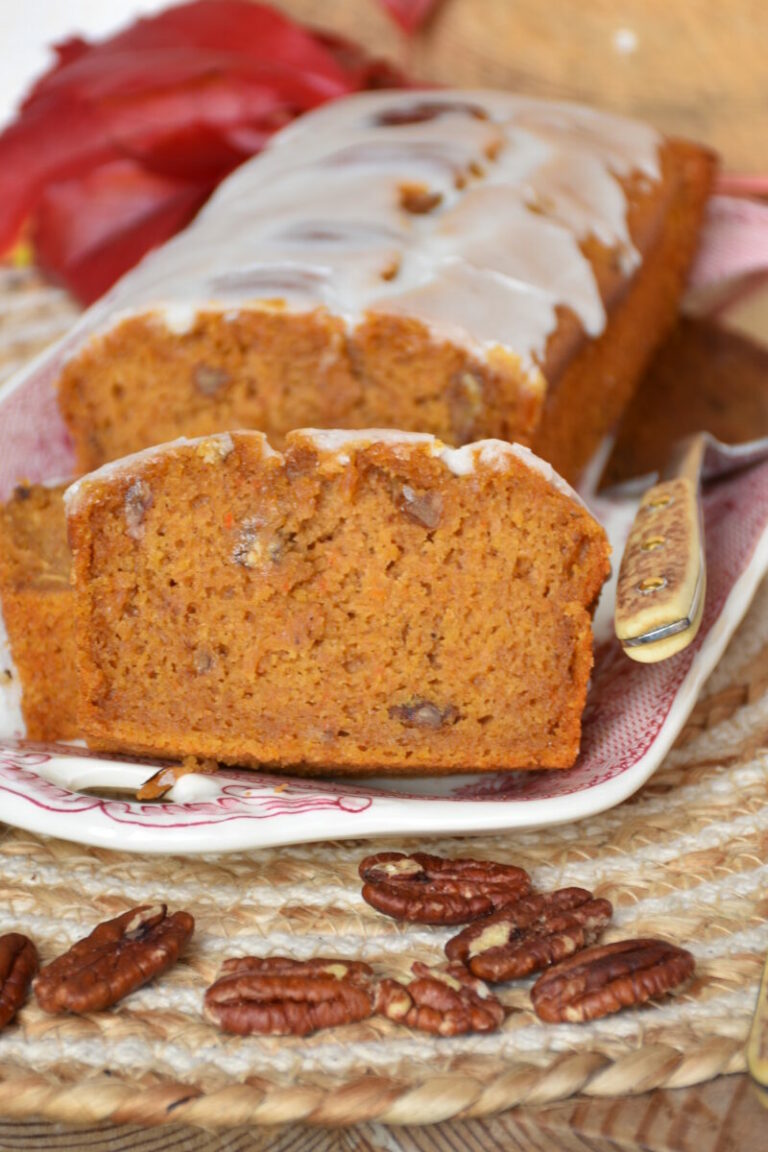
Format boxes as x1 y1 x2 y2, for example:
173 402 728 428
445 887 613 981
531 937 695 1023
204 956 376 1036
0 934 39 1029
374 960 505 1036
359 851 531 924
35 904 194 1014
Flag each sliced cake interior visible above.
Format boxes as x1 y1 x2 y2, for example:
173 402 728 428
65 430 610 774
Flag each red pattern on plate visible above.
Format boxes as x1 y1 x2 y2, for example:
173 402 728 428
1 396 768 823
0 747 373 825
1 443 766 827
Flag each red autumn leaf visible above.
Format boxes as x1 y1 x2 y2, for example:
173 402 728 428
33 159 212 304
18 37 92 113
0 100 118 257
0 0 410 301
93 64 354 179
22 3 353 107
378 0 443 35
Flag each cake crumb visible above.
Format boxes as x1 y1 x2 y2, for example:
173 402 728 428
137 756 219 801
197 434 234 464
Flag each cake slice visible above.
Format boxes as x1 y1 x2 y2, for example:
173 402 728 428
0 483 76 741
65 430 610 774
55 91 715 484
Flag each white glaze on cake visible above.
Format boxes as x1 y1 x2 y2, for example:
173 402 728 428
440 440 587 508
297 429 442 454
63 432 276 517
65 429 587 521
71 89 661 380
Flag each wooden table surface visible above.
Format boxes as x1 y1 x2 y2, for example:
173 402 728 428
283 0 767 172
1 2 766 1148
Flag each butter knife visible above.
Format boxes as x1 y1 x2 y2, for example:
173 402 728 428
614 433 768 662
615 434 706 663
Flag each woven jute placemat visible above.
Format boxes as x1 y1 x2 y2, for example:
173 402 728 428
0 267 766 1129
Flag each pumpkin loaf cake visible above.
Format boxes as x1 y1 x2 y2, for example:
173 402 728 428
65 429 610 774
56 90 715 485
0 483 76 741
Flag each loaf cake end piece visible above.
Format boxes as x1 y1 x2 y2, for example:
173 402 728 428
0 483 76 741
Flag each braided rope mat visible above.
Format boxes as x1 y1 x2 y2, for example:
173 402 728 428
0 267 766 1128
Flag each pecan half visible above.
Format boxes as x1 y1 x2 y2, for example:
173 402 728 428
0 934 38 1029
204 956 376 1036
35 905 194 1015
531 938 695 1023
445 888 613 981
359 851 530 925
375 961 505 1036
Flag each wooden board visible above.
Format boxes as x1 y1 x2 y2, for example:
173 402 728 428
280 0 767 172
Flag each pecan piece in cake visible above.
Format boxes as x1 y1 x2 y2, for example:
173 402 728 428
375 961 504 1036
193 364 231 396
124 479 153 540
0 934 39 1029
445 888 613 981
232 517 283 569
204 956 375 1036
448 370 484 442
388 698 458 729
359 851 531 924
399 485 443 529
531 938 695 1023
35 905 194 1014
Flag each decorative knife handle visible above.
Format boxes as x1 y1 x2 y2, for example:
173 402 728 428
614 474 705 663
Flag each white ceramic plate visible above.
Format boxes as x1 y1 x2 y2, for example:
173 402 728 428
1 252 768 852
2 445 767 852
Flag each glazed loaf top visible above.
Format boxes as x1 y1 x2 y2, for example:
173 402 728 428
79 89 663 388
